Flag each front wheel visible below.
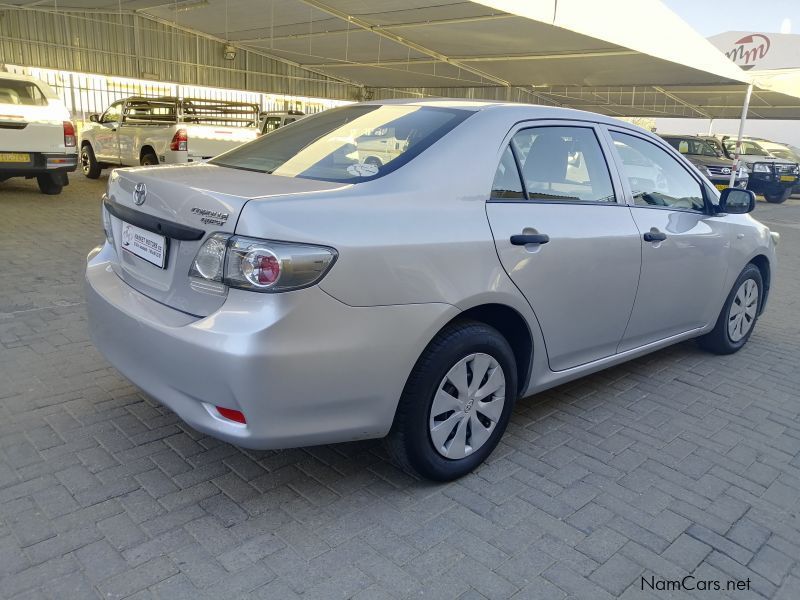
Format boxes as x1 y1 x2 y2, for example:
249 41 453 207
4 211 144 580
764 188 791 203
37 173 63 195
698 264 763 355
385 321 517 481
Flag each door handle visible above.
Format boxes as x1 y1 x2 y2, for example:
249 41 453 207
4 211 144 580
510 233 550 245
643 230 667 242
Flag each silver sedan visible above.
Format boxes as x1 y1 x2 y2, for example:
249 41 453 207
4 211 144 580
85 100 778 481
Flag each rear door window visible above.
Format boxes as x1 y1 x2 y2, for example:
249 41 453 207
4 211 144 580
506 126 616 203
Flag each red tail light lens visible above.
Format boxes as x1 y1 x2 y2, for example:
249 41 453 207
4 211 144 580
170 128 188 151
216 406 246 424
63 121 76 147
242 250 281 287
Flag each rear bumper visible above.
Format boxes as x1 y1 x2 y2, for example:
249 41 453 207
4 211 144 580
85 243 453 449
0 151 78 176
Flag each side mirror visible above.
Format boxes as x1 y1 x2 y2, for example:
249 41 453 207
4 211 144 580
89 113 100 122
719 188 755 214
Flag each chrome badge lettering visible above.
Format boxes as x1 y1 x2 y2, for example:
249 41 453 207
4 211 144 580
191 207 230 226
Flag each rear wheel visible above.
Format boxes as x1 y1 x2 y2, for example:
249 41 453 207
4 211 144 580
140 152 159 166
698 264 762 355
37 173 63 195
385 321 517 481
81 144 102 179
764 188 790 203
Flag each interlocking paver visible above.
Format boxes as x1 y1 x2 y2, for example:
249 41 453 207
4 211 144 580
2 175 800 599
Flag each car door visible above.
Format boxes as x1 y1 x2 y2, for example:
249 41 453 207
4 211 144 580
486 122 642 372
605 128 730 352
93 100 123 163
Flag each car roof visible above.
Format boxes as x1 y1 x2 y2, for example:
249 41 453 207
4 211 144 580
359 98 652 133
0 72 41 83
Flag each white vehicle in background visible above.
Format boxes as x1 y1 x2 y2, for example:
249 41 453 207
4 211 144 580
79 96 260 178
0 72 77 195
258 110 305 135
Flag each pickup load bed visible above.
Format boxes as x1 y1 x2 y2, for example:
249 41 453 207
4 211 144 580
79 96 260 178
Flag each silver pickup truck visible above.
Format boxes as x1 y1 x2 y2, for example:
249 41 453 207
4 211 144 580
79 96 260 178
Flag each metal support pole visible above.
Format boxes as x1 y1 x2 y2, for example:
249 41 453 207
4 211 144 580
729 83 753 188
707 118 714 135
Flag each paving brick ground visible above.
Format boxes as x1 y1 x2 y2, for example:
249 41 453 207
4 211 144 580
1 173 799 600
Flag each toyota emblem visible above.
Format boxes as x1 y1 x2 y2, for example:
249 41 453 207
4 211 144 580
133 183 147 206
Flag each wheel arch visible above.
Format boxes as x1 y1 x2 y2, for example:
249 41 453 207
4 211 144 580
140 145 157 163
439 303 534 397
749 254 771 314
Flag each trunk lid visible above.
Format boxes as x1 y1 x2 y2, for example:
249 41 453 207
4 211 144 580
106 163 344 316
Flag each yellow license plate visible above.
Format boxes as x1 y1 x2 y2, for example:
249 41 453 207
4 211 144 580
0 152 31 163
715 184 728 191
779 175 796 182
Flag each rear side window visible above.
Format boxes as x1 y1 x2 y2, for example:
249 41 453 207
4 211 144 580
503 126 616 203
212 104 472 183
610 131 705 212
490 146 524 199
0 80 47 106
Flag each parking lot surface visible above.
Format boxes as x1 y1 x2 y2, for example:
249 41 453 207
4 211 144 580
1 173 799 600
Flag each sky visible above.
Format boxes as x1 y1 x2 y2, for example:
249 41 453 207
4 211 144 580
662 0 799 37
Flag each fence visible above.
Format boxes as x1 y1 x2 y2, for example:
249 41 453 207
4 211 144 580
5 64 349 129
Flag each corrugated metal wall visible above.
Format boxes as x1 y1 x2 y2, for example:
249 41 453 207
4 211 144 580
0 8 360 100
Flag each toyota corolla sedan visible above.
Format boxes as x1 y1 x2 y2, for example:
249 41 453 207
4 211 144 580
86 100 778 481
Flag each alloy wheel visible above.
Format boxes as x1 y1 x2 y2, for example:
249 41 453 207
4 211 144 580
728 278 759 342
429 352 506 459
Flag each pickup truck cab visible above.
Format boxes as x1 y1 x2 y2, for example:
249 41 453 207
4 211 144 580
0 72 77 195
258 110 305 135
80 96 259 178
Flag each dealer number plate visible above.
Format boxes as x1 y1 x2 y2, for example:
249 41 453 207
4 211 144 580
714 184 728 191
779 175 796 182
121 221 166 268
0 152 31 163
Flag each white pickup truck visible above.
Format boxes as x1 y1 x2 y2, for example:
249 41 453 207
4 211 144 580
79 96 260 178
0 72 77 195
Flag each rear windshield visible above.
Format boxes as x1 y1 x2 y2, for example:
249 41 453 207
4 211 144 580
211 104 472 183
0 80 47 106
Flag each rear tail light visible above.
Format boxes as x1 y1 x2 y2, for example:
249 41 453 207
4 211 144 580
170 128 188 152
101 201 114 245
189 233 337 293
216 406 246 424
63 121 76 147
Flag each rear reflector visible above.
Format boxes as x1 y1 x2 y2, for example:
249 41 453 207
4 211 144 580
216 406 246 424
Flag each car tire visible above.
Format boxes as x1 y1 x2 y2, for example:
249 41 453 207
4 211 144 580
81 144 102 179
140 152 159 166
764 189 790 203
385 320 518 481
698 263 763 355
36 173 64 195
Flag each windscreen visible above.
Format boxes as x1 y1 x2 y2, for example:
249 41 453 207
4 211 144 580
211 104 472 183
0 80 47 106
666 138 718 157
